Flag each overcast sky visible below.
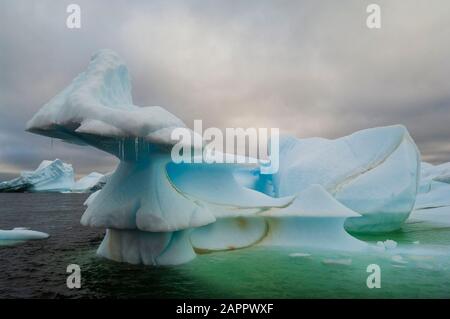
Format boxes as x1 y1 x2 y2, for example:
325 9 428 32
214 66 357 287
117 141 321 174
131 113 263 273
1 0 450 179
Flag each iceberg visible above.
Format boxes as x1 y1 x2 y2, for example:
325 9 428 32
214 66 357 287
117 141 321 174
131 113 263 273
267 126 420 233
409 161 450 226
0 159 75 192
0 227 49 246
415 162 450 209
71 172 107 193
26 49 421 266
27 50 217 265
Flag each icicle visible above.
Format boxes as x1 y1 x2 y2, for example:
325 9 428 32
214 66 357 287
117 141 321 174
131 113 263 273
118 139 122 160
135 138 138 161
122 138 125 160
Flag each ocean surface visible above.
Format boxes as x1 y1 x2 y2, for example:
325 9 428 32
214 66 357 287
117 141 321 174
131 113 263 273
0 193 450 299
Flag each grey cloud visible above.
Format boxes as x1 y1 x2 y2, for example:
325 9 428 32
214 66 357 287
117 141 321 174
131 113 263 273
0 0 450 180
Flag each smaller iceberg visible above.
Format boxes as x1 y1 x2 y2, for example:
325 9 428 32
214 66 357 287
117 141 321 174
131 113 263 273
415 162 450 209
71 172 107 193
409 161 450 226
0 159 74 192
0 227 49 246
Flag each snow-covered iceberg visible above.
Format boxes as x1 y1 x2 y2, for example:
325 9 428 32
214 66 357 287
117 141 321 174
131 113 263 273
26 49 421 266
71 172 107 193
0 159 74 192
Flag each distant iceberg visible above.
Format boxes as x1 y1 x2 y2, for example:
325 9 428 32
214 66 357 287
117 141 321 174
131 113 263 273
26 50 422 266
415 162 450 209
71 172 107 193
409 162 450 226
0 160 109 193
0 159 74 193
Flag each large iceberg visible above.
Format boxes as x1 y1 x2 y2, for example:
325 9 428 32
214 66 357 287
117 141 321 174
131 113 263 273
0 159 75 192
26 50 421 266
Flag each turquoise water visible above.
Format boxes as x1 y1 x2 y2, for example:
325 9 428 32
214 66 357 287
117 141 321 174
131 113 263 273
77 221 450 298
1 193 450 298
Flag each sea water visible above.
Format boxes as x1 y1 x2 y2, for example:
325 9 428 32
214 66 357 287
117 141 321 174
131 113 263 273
0 193 449 298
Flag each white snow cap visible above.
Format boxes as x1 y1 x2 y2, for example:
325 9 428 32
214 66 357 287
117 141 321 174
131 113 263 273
26 49 188 150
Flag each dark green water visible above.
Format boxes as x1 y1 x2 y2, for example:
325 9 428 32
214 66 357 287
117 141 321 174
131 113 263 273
1 193 449 298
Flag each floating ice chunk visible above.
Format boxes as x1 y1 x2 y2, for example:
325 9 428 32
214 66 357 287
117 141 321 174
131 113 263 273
0 228 49 241
375 239 398 251
289 253 311 257
392 255 408 264
0 159 74 192
322 258 352 265
384 240 398 250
